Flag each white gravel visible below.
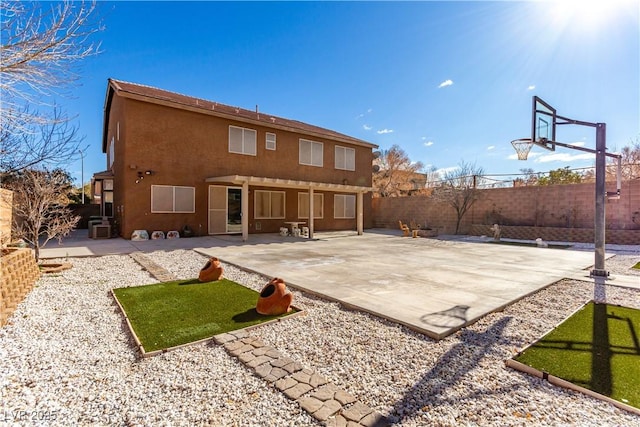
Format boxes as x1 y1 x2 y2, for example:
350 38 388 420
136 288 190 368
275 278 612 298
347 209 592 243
1 249 639 426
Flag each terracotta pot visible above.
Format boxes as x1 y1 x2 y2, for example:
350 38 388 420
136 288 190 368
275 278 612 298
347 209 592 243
256 278 293 315
198 257 224 282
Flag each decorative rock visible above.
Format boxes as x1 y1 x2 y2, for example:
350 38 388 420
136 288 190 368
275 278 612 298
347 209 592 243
166 230 180 239
256 277 293 315
198 257 224 282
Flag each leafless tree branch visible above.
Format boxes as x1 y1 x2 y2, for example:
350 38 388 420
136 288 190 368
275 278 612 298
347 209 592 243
4 168 79 260
1 0 103 132
0 105 83 174
432 161 485 234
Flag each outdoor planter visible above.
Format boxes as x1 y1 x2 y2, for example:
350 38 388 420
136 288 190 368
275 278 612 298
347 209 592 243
131 230 149 241
198 257 224 282
151 231 165 240
256 277 293 315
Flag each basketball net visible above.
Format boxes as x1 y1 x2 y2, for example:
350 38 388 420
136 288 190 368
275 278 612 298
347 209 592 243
511 138 534 161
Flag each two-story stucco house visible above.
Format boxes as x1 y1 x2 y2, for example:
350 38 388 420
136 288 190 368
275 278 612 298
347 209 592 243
93 79 377 240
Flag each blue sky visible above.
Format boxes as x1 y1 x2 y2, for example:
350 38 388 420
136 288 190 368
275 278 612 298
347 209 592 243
61 1 639 186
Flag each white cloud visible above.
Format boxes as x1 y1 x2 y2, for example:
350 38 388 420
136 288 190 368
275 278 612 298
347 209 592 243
487 145 495 150
356 108 373 119
527 85 536 91
435 166 459 176
438 79 453 88
377 129 394 134
363 124 372 131
423 141 434 147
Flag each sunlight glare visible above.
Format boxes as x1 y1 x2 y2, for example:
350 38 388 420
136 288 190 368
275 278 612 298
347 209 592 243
550 0 637 29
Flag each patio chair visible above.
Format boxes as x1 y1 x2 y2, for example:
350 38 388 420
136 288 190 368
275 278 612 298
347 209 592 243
398 220 410 237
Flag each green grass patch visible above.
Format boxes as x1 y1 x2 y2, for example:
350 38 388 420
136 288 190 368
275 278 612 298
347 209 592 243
488 240 572 249
113 279 296 352
515 302 640 409
633 261 640 270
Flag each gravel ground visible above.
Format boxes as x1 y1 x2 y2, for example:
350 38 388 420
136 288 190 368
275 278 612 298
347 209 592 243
1 249 639 426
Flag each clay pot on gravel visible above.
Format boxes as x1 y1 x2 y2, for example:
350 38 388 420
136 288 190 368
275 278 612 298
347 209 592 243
198 257 224 282
256 278 293 315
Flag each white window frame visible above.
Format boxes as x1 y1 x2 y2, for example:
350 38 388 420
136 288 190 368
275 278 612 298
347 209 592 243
266 132 276 150
254 190 286 219
297 192 324 219
299 139 323 167
229 125 257 156
335 146 355 171
151 185 196 213
334 194 356 219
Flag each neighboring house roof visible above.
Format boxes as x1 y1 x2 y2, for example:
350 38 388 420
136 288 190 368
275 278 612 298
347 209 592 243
102 79 377 153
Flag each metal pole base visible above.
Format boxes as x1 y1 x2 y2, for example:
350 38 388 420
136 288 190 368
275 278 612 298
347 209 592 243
590 269 610 278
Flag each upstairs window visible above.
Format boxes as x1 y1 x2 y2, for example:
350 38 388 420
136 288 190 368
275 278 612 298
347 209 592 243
335 146 355 171
299 139 323 167
229 126 257 156
266 132 276 150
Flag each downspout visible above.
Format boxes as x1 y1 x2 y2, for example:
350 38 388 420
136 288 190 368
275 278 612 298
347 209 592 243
242 180 249 241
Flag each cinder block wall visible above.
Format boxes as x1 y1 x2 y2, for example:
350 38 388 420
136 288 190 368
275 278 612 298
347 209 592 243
1 248 40 326
372 180 640 244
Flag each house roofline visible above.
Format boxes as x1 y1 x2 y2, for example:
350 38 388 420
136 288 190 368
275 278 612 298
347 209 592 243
102 78 378 153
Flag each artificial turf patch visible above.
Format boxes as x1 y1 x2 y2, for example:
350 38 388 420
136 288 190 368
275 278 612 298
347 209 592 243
514 302 640 409
633 261 640 270
113 278 296 352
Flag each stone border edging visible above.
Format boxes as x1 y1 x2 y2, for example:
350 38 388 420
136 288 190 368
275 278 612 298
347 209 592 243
214 330 390 427
112 253 306 358
505 300 640 416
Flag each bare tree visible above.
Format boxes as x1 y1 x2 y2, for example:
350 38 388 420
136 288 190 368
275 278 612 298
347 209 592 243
0 105 83 174
432 161 485 234
513 167 538 187
373 144 425 197
1 0 102 132
615 137 640 180
4 168 79 261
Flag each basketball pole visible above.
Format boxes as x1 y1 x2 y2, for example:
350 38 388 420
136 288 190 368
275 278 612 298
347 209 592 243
592 123 607 277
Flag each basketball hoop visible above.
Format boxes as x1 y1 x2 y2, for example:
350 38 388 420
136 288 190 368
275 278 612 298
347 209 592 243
511 138 534 161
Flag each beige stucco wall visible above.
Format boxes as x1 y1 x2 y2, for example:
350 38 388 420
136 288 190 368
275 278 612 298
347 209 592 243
372 180 640 244
0 188 13 245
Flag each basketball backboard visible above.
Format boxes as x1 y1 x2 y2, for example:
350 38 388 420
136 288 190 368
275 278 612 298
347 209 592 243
531 96 556 151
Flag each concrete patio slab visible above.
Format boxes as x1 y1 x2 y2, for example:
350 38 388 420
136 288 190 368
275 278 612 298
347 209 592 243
39 229 636 340
194 231 598 339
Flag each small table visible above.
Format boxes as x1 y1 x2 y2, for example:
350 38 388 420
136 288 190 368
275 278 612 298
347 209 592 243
284 221 306 236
